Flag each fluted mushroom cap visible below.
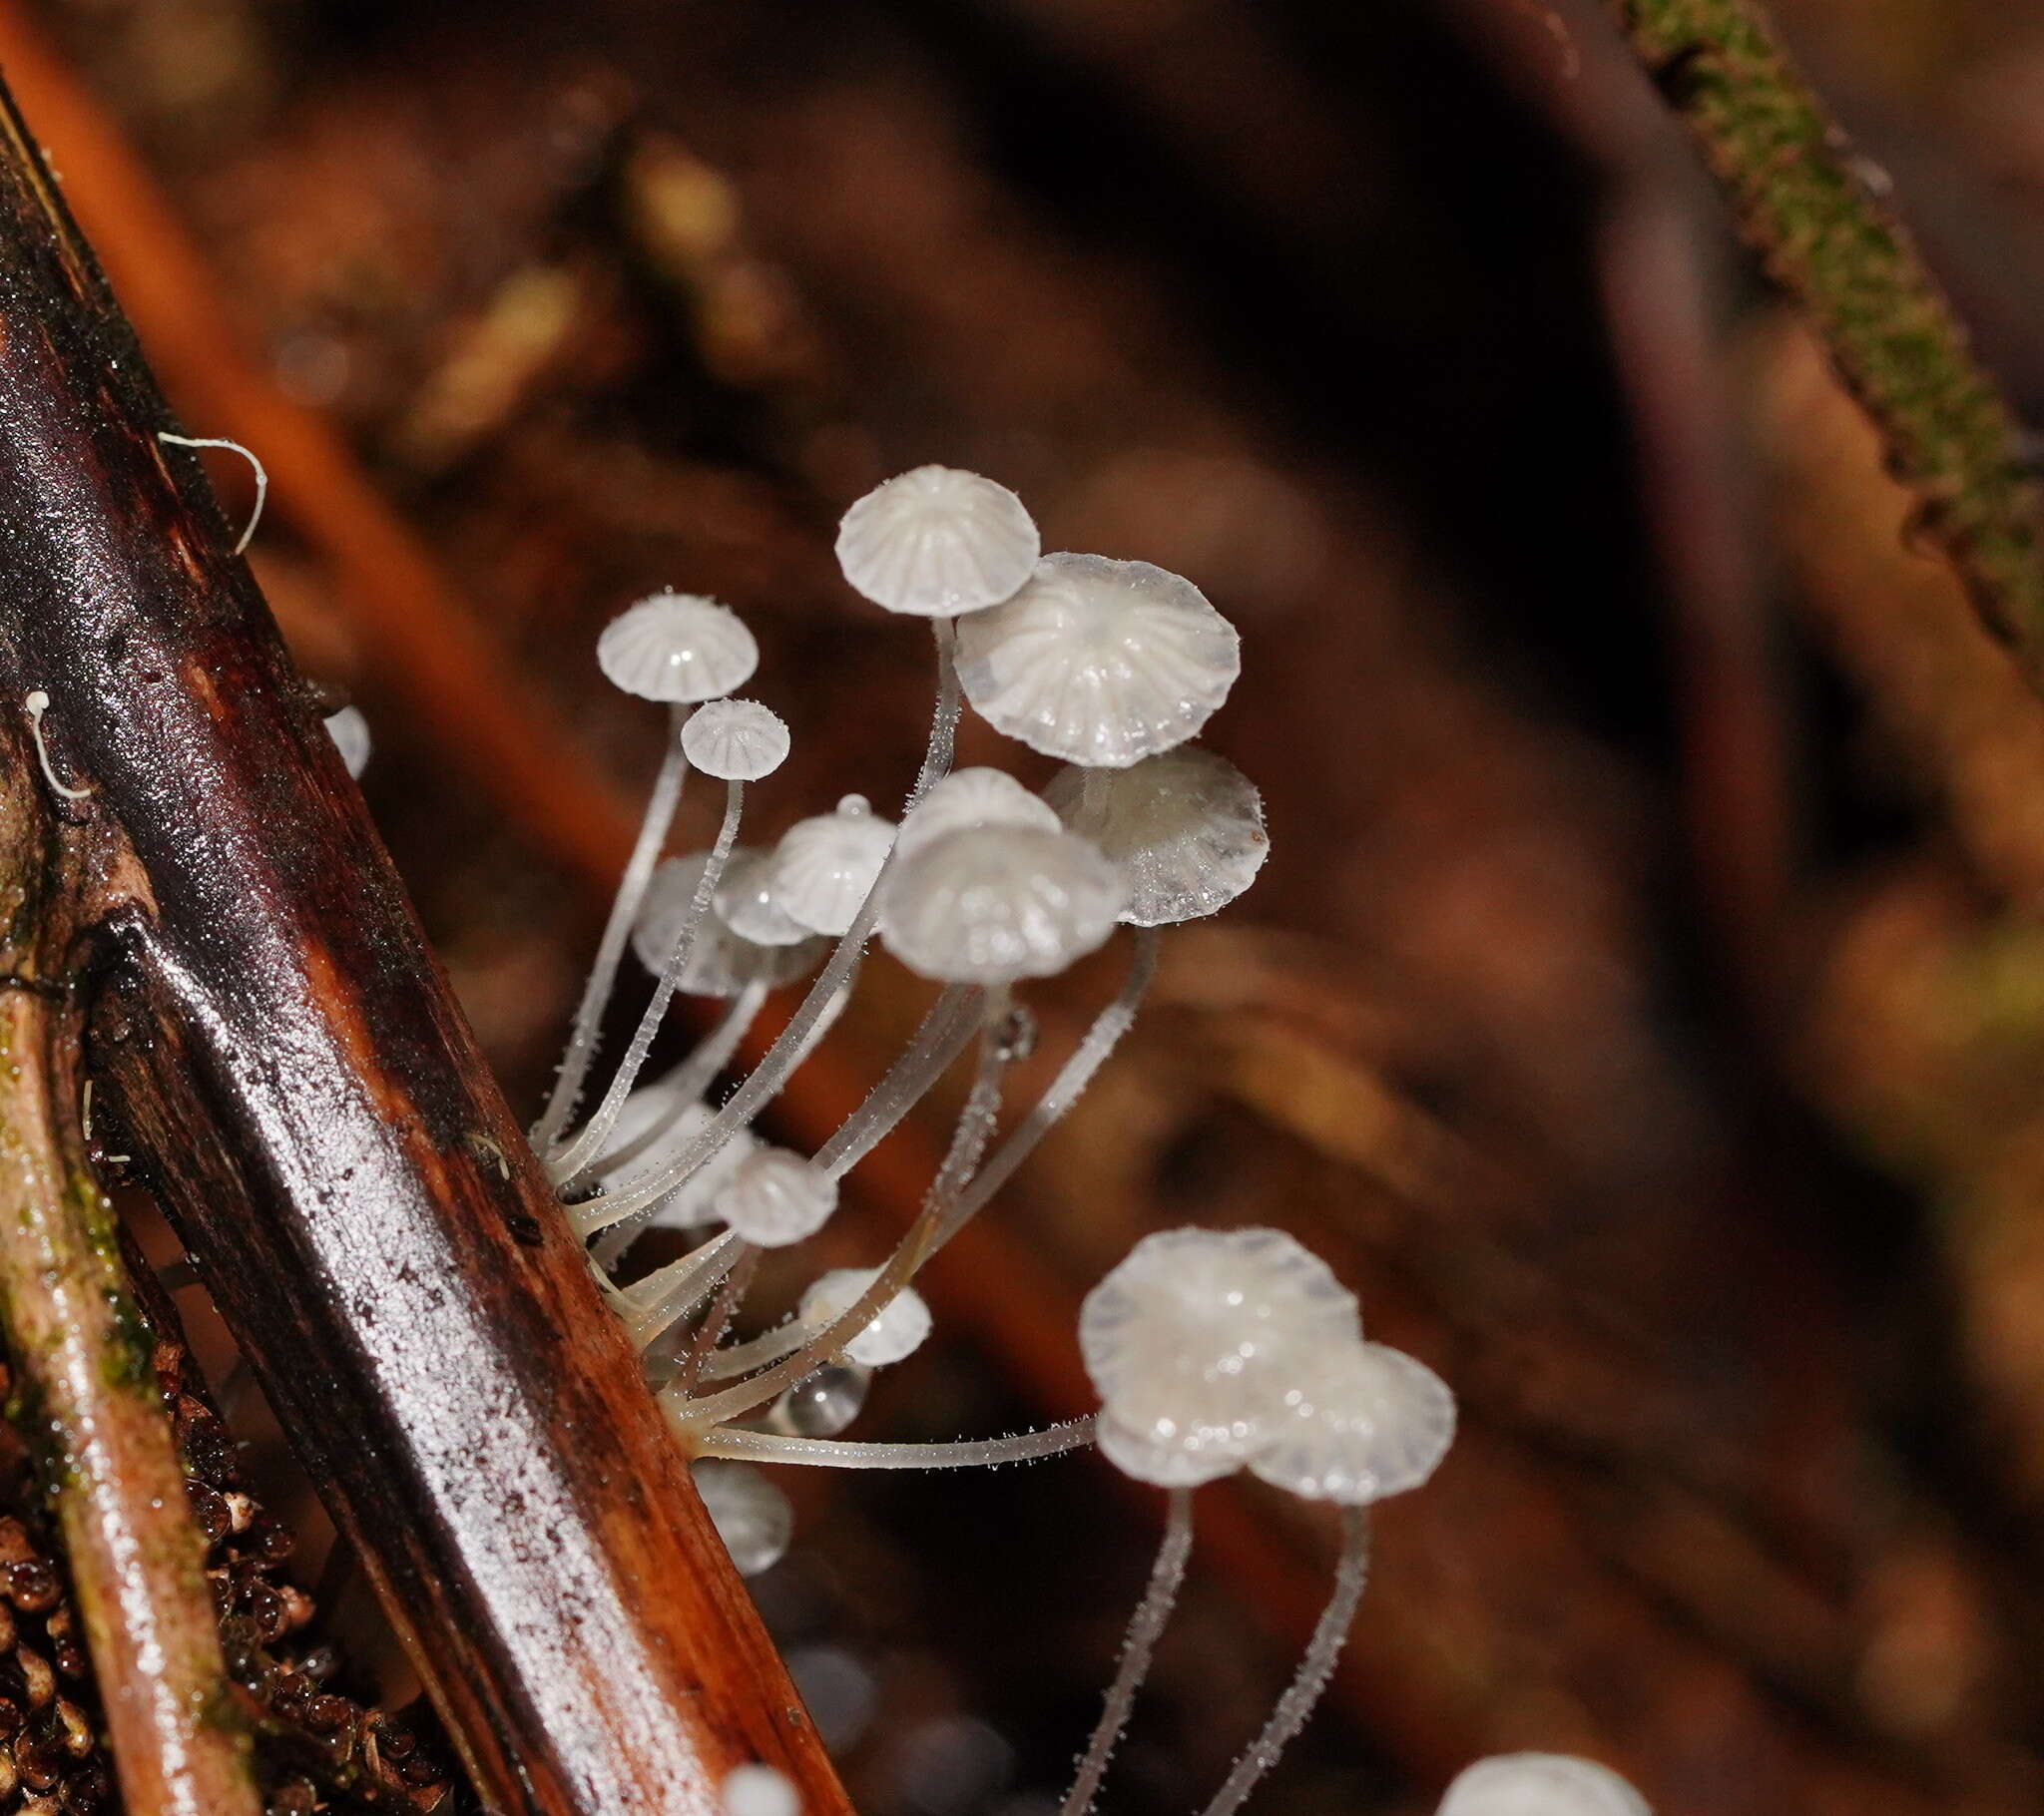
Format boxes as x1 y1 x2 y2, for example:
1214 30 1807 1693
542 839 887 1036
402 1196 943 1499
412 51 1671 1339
878 824 1126 984
895 766 1061 862
835 466 1040 617
1044 746 1267 926
1437 1756 1650 1816
1080 1226 1359 1481
634 852 827 996
682 698 789 780
800 1268 932 1367
1251 1340 1456 1505
713 848 813 947
769 795 897 937
690 1460 793 1579
324 706 371 778
712 1146 838 1248
599 591 759 702
954 554 1240 767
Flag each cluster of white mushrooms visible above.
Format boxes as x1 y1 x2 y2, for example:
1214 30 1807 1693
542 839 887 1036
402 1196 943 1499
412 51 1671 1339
394 465 1651 1816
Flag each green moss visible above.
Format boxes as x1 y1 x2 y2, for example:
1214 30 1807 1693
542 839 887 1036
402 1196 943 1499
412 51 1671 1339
1610 0 2044 672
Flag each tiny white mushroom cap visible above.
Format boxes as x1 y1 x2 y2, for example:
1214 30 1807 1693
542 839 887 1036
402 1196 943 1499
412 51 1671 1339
1251 1340 1456 1505
954 553 1241 767
835 465 1040 617
1043 746 1268 926
635 853 827 995
800 1268 932 1367
586 1087 758 1231
1095 1411 1245 1489
714 848 813 947
878 824 1127 984
894 766 1061 862
1437 1755 1650 1816
598 591 759 702
713 1146 838 1247
1080 1226 1359 1479
769 795 896 937
691 1459 794 1579
722 1762 801 1816
683 698 790 780
324 705 371 778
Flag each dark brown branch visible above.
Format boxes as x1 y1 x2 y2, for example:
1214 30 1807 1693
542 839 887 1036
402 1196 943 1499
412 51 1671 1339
0 63 845 1816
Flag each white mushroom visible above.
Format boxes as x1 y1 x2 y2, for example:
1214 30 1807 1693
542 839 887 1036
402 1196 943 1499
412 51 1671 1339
324 705 372 778
1043 746 1268 926
712 1147 838 1248
894 766 1061 862
1079 1226 1359 1485
953 553 1240 767
635 853 827 995
714 848 813 947
769 795 897 937
800 1268 932 1367
692 1459 794 1578
835 465 1040 618
682 698 790 780
1436 1755 1651 1816
598 591 759 702
878 824 1126 984
722 1763 801 1816
1250 1340 1456 1505
583 1086 758 1232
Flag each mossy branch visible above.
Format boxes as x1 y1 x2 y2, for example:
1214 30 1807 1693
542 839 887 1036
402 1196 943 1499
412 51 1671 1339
1605 0 2044 685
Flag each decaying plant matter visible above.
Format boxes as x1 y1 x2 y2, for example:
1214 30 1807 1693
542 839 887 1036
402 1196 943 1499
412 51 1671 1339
0 61 842 1816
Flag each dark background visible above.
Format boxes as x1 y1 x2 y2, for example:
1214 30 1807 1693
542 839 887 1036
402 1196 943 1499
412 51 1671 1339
26 0 2044 1810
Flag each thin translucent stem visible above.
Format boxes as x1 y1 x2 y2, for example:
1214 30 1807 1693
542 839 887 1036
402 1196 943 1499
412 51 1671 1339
670 995 1009 1432
553 779 746 1184
601 1229 744 1350
586 980 770 1271
693 1419 1093 1469
677 1248 759 1391
815 983 984 1178
932 927 1159 1252
653 977 768 1108
1061 1488 1195 1816
593 629 962 1226
698 1320 806 1381
1197 1509 1371 1816
535 703 693 1149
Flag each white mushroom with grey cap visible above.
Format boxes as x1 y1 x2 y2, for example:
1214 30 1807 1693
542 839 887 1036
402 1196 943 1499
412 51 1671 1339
954 553 1240 767
1044 745 1268 926
713 1146 838 1248
1437 1756 1651 1816
769 795 897 938
598 591 760 702
682 699 790 781
835 465 1040 618
894 765 1061 861
878 823 1126 984
635 853 826 996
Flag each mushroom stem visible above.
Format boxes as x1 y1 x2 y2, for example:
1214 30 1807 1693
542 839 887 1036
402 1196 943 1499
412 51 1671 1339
667 992 1011 1432
1197 1509 1371 1816
590 630 964 1225
932 926 1159 1250
675 1246 760 1391
814 982 985 1180
603 1229 748 1351
1060 1487 1195 1816
553 777 746 1183
534 701 694 1149
690 1419 1095 1469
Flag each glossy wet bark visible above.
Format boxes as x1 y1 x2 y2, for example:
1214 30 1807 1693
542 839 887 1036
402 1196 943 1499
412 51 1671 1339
0 65 843 1816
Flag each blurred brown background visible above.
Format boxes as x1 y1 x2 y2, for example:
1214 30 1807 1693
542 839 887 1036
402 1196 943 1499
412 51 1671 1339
21 0 2044 1811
